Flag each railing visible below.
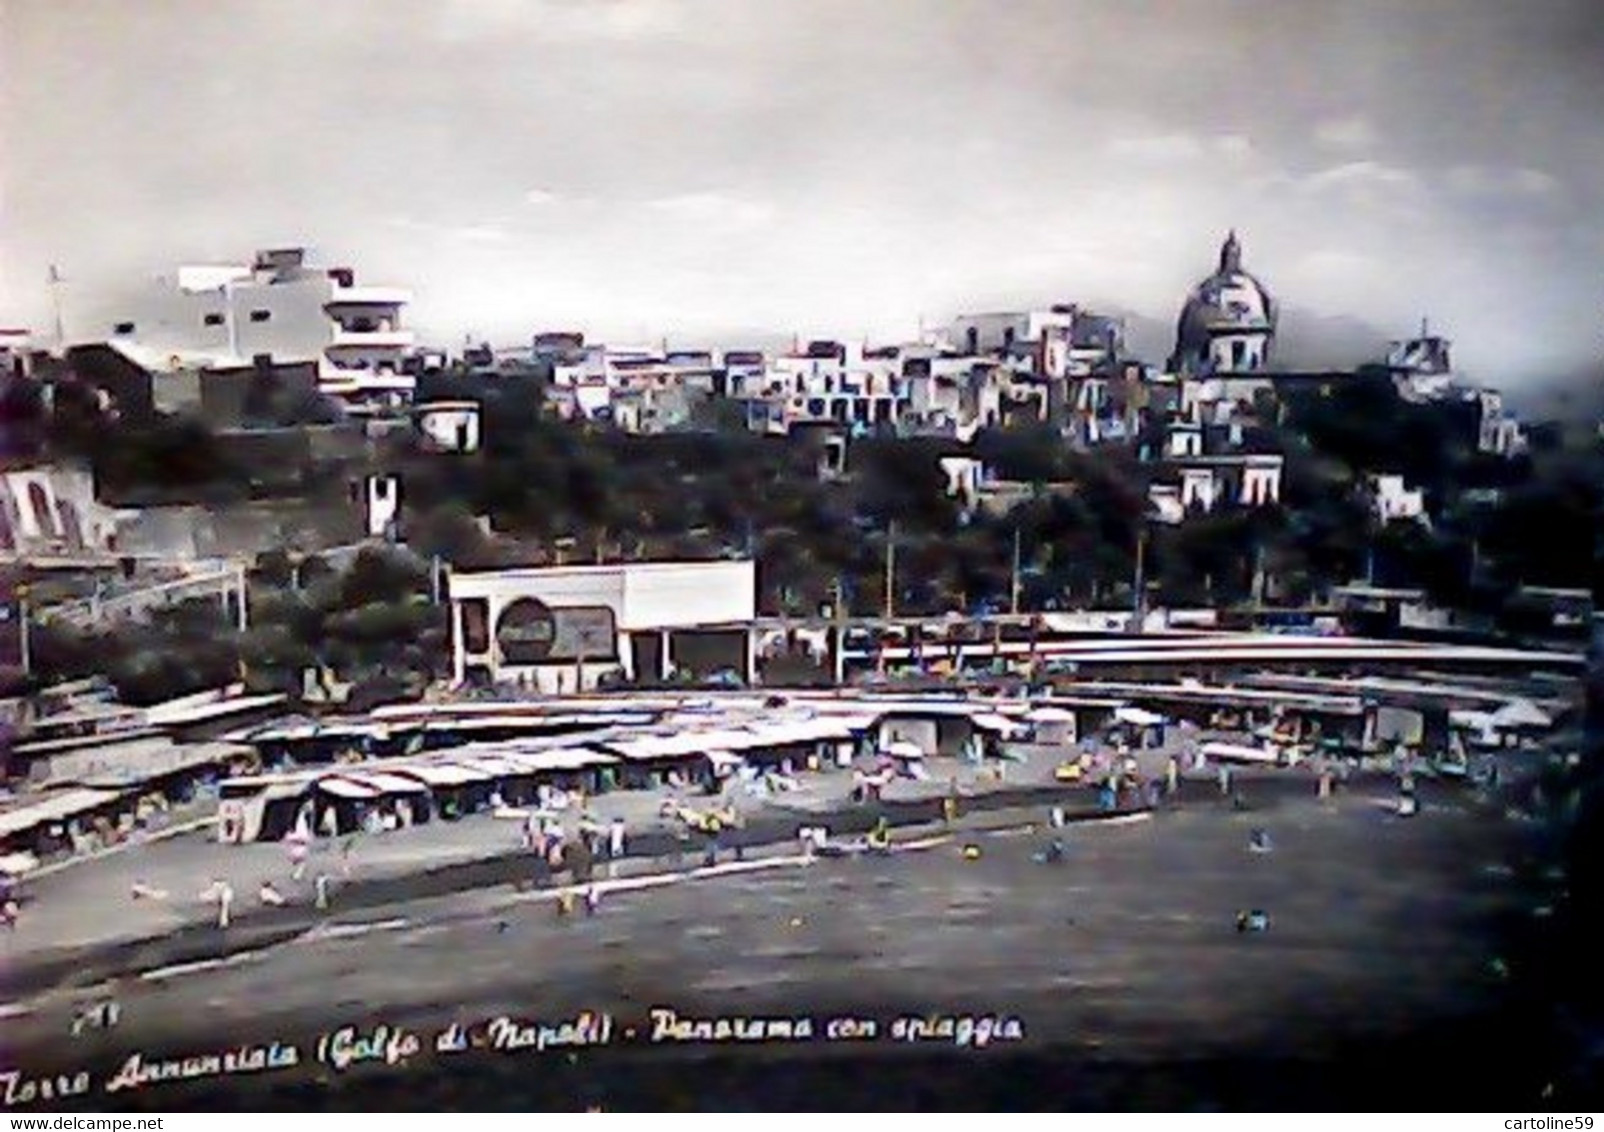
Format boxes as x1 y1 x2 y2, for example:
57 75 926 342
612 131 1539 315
329 325 415 349
34 567 242 629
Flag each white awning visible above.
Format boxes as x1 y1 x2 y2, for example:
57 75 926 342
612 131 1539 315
348 771 431 795
1115 706 1166 727
1027 706 1077 723
391 764 485 788
1201 742 1279 764
315 777 382 800
748 717 859 744
145 693 287 727
1490 699 1551 729
971 712 1026 735
1 851 40 876
0 789 125 840
604 735 706 762
65 740 253 789
503 748 619 773
884 739 925 760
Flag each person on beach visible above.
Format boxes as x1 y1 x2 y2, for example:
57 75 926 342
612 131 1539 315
1032 839 1066 865
288 837 309 882
608 817 626 860
1166 756 1180 795
1 896 18 932
314 873 332 910
584 885 600 917
203 879 234 929
340 834 357 878
258 880 286 906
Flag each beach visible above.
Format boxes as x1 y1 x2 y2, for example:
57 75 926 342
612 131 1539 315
1 756 1581 1111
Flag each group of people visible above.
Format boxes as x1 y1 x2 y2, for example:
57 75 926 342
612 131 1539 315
516 804 635 895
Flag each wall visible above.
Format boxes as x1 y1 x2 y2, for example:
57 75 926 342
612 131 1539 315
105 275 336 367
114 500 364 561
448 561 758 684
0 464 119 556
416 404 482 452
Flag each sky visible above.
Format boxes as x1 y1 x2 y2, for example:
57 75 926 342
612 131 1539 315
2 0 1602 390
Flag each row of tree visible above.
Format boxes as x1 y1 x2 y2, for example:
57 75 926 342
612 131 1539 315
19 369 1600 703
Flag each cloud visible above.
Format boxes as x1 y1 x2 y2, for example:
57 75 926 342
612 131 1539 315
1292 249 1377 281
645 191 775 230
433 0 682 44
1445 164 1560 197
1302 161 1419 193
523 188 560 206
1216 134 1254 160
383 216 510 244
1297 161 1425 211
1106 132 1255 163
1313 115 1377 152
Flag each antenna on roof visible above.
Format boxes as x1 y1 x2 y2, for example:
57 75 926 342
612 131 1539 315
1420 316 1429 339
47 265 66 350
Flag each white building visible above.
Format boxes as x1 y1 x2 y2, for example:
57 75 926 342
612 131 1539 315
734 342 906 433
938 456 987 506
1165 454 1284 515
1371 474 1427 523
544 343 719 430
0 463 122 559
447 560 758 692
1386 325 1455 402
414 400 482 454
902 355 1005 438
941 305 1122 379
1169 232 1276 377
944 310 1073 357
1 328 32 382
1474 390 1527 457
96 248 415 416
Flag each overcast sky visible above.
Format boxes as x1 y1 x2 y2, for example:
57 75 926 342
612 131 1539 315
3 0 1602 387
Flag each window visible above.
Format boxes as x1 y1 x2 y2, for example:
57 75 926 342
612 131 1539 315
461 599 490 654
204 313 225 327
26 482 54 535
113 321 135 335
249 309 271 323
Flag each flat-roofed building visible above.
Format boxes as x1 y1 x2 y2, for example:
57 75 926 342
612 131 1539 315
447 560 758 692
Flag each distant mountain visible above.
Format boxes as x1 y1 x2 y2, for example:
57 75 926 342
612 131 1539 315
1105 309 1173 366
1101 305 1390 372
1272 309 1393 372
1504 365 1604 423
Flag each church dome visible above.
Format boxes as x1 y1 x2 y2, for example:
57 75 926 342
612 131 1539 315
1170 231 1277 375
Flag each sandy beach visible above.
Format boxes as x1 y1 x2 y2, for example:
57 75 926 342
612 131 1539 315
0 751 1583 1112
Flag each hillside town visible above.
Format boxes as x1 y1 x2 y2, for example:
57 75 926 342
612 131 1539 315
0 225 1599 1109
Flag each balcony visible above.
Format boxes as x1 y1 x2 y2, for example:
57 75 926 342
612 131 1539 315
329 323 415 349
327 284 411 307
